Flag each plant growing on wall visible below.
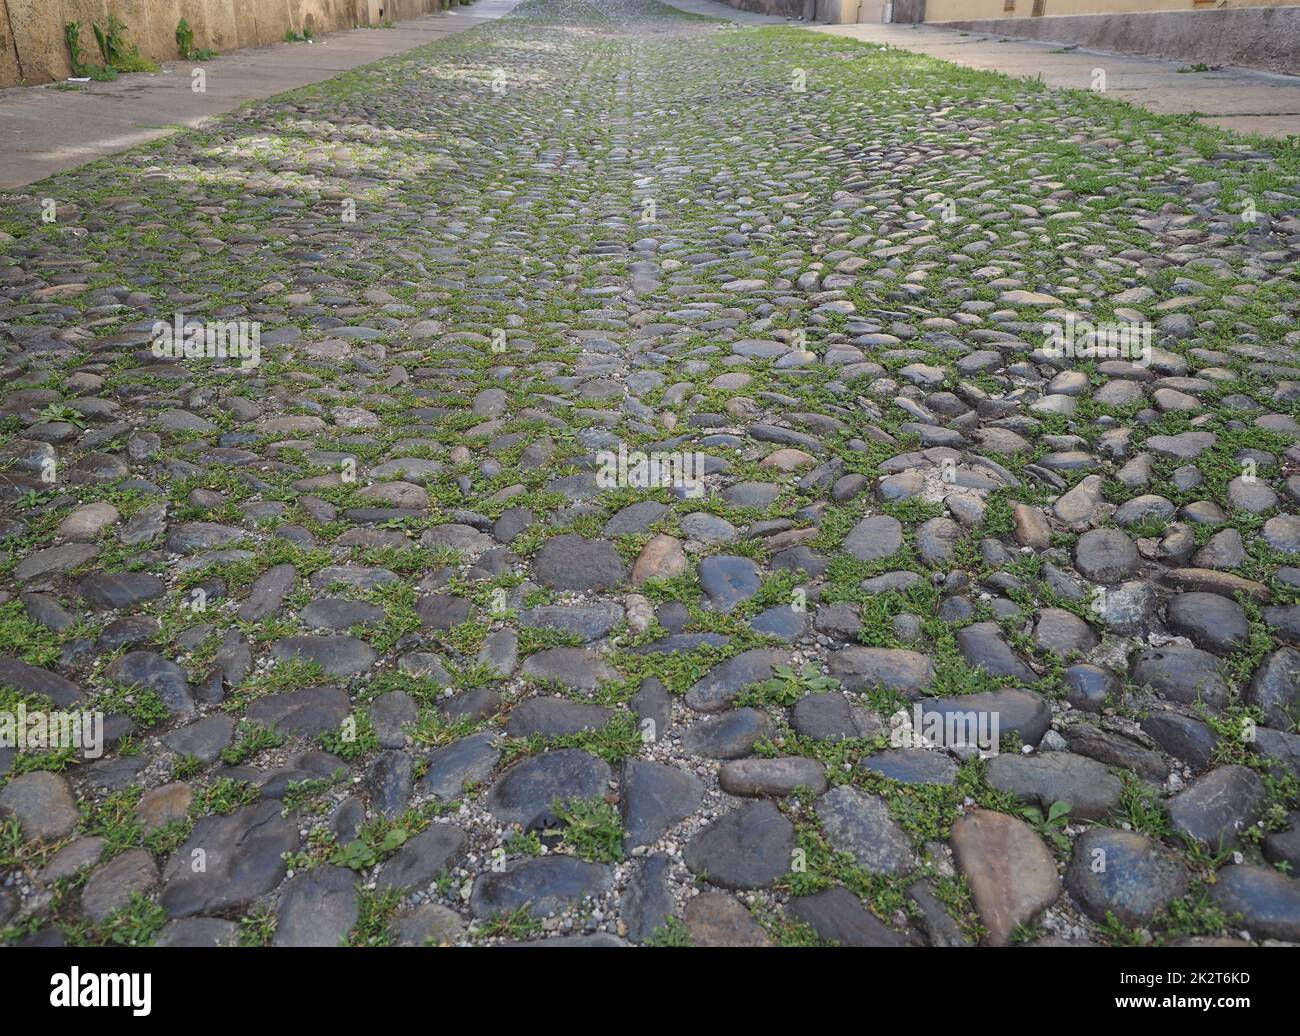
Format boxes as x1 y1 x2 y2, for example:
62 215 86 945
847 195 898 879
176 18 218 61
64 21 87 75
92 14 159 74
63 22 117 81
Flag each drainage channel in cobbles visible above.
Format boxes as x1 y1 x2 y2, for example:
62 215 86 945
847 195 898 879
0 0 1299 949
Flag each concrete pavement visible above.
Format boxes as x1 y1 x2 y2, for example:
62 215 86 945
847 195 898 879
0 0 521 189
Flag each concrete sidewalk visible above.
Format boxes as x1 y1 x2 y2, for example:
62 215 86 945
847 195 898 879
807 21 1300 140
0 0 520 189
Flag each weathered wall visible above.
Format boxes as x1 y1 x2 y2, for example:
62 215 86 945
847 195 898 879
0 0 451 87
926 0 1298 18
720 0 810 18
731 0 893 19
721 0 1300 27
891 0 926 23
928 5 1300 74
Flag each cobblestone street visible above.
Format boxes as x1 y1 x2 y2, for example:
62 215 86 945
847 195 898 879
2 0 1300 948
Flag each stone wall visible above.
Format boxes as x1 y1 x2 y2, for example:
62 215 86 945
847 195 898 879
0 0 451 88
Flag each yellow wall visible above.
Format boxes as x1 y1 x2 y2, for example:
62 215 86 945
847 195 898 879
0 0 450 87
926 0 1300 20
